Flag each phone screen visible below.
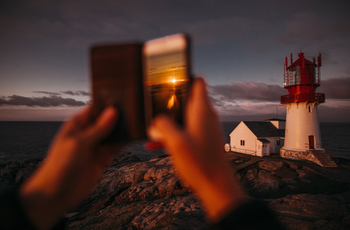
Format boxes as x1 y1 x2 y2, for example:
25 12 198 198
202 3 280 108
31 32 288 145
143 34 191 126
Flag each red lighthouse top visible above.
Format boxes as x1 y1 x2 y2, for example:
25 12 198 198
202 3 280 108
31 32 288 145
281 52 325 104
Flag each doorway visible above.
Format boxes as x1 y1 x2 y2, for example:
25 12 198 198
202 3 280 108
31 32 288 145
309 135 315 149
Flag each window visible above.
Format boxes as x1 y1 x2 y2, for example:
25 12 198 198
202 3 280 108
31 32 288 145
277 140 281 146
308 106 311 113
240 140 245 146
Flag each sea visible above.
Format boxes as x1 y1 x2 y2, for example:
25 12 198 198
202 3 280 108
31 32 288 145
0 121 349 165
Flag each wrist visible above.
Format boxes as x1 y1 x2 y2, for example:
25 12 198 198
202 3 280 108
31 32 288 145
193 157 247 223
19 176 65 230
201 177 247 223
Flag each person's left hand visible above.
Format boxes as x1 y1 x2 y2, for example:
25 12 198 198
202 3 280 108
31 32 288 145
20 106 120 230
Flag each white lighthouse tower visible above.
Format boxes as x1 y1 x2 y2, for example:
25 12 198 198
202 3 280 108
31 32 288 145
280 52 337 167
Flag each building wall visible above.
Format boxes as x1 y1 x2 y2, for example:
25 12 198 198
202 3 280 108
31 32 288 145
269 120 286 129
256 142 263 156
262 137 284 154
229 122 258 156
256 141 270 156
283 101 323 151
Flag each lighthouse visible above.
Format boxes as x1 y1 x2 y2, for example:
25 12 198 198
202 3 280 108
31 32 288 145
280 52 337 167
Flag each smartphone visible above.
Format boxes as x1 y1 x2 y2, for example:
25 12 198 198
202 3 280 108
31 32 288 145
90 43 146 143
143 34 192 128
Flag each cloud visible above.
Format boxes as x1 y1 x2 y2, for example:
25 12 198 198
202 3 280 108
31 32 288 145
0 95 86 107
61 90 90 96
163 16 271 45
280 12 350 53
217 103 350 122
209 81 286 102
208 81 287 121
0 107 81 121
33 90 91 96
216 102 286 122
210 78 350 122
33 91 61 96
318 77 350 99
210 77 350 104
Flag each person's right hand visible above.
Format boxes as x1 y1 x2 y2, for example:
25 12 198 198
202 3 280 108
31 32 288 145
148 78 247 223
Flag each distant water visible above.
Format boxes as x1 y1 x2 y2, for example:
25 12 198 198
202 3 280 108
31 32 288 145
0 121 165 164
0 121 349 164
0 122 62 164
319 123 350 159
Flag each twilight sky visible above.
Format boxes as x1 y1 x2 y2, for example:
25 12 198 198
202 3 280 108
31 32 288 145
1 0 350 121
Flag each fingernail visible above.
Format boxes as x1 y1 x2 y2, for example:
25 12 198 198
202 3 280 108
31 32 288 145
147 125 163 142
101 107 117 125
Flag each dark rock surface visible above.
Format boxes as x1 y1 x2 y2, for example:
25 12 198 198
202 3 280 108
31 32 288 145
0 158 42 188
1 152 350 229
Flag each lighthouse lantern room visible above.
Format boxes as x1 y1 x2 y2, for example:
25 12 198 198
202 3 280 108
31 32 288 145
280 52 337 167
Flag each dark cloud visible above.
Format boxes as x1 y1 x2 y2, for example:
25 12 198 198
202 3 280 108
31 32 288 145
210 78 350 122
61 90 90 96
0 95 86 107
209 81 286 102
216 102 286 122
170 17 270 45
78 91 90 96
280 11 350 69
210 77 350 103
281 12 350 45
215 99 350 123
33 91 61 96
318 77 350 99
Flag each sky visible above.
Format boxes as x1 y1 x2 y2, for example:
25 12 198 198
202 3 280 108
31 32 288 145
1 0 350 121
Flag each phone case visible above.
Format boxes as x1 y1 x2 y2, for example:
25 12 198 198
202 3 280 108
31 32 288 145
90 43 146 144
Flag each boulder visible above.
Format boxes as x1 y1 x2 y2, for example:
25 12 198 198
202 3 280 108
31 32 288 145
0 161 20 184
253 170 280 192
128 195 205 230
269 193 348 229
0 158 42 185
66 155 202 229
245 168 258 182
273 166 299 179
258 160 285 172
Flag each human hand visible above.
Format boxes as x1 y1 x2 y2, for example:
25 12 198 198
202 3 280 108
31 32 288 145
20 106 119 230
148 78 246 222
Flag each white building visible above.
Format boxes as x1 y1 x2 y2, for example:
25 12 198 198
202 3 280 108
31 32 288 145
228 119 285 157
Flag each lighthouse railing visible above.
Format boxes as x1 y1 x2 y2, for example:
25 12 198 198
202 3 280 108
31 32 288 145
281 93 325 104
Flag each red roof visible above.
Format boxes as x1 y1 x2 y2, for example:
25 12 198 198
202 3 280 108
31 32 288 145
289 52 314 68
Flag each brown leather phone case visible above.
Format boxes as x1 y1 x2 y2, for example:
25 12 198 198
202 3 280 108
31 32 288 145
90 43 146 144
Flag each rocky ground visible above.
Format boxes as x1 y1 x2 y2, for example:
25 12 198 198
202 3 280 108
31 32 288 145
1 151 350 230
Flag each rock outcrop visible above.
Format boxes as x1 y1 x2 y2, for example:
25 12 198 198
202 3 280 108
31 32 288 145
0 158 42 188
1 152 350 229
65 153 205 229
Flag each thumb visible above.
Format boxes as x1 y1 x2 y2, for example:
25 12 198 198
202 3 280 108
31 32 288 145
84 106 118 144
148 115 191 154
